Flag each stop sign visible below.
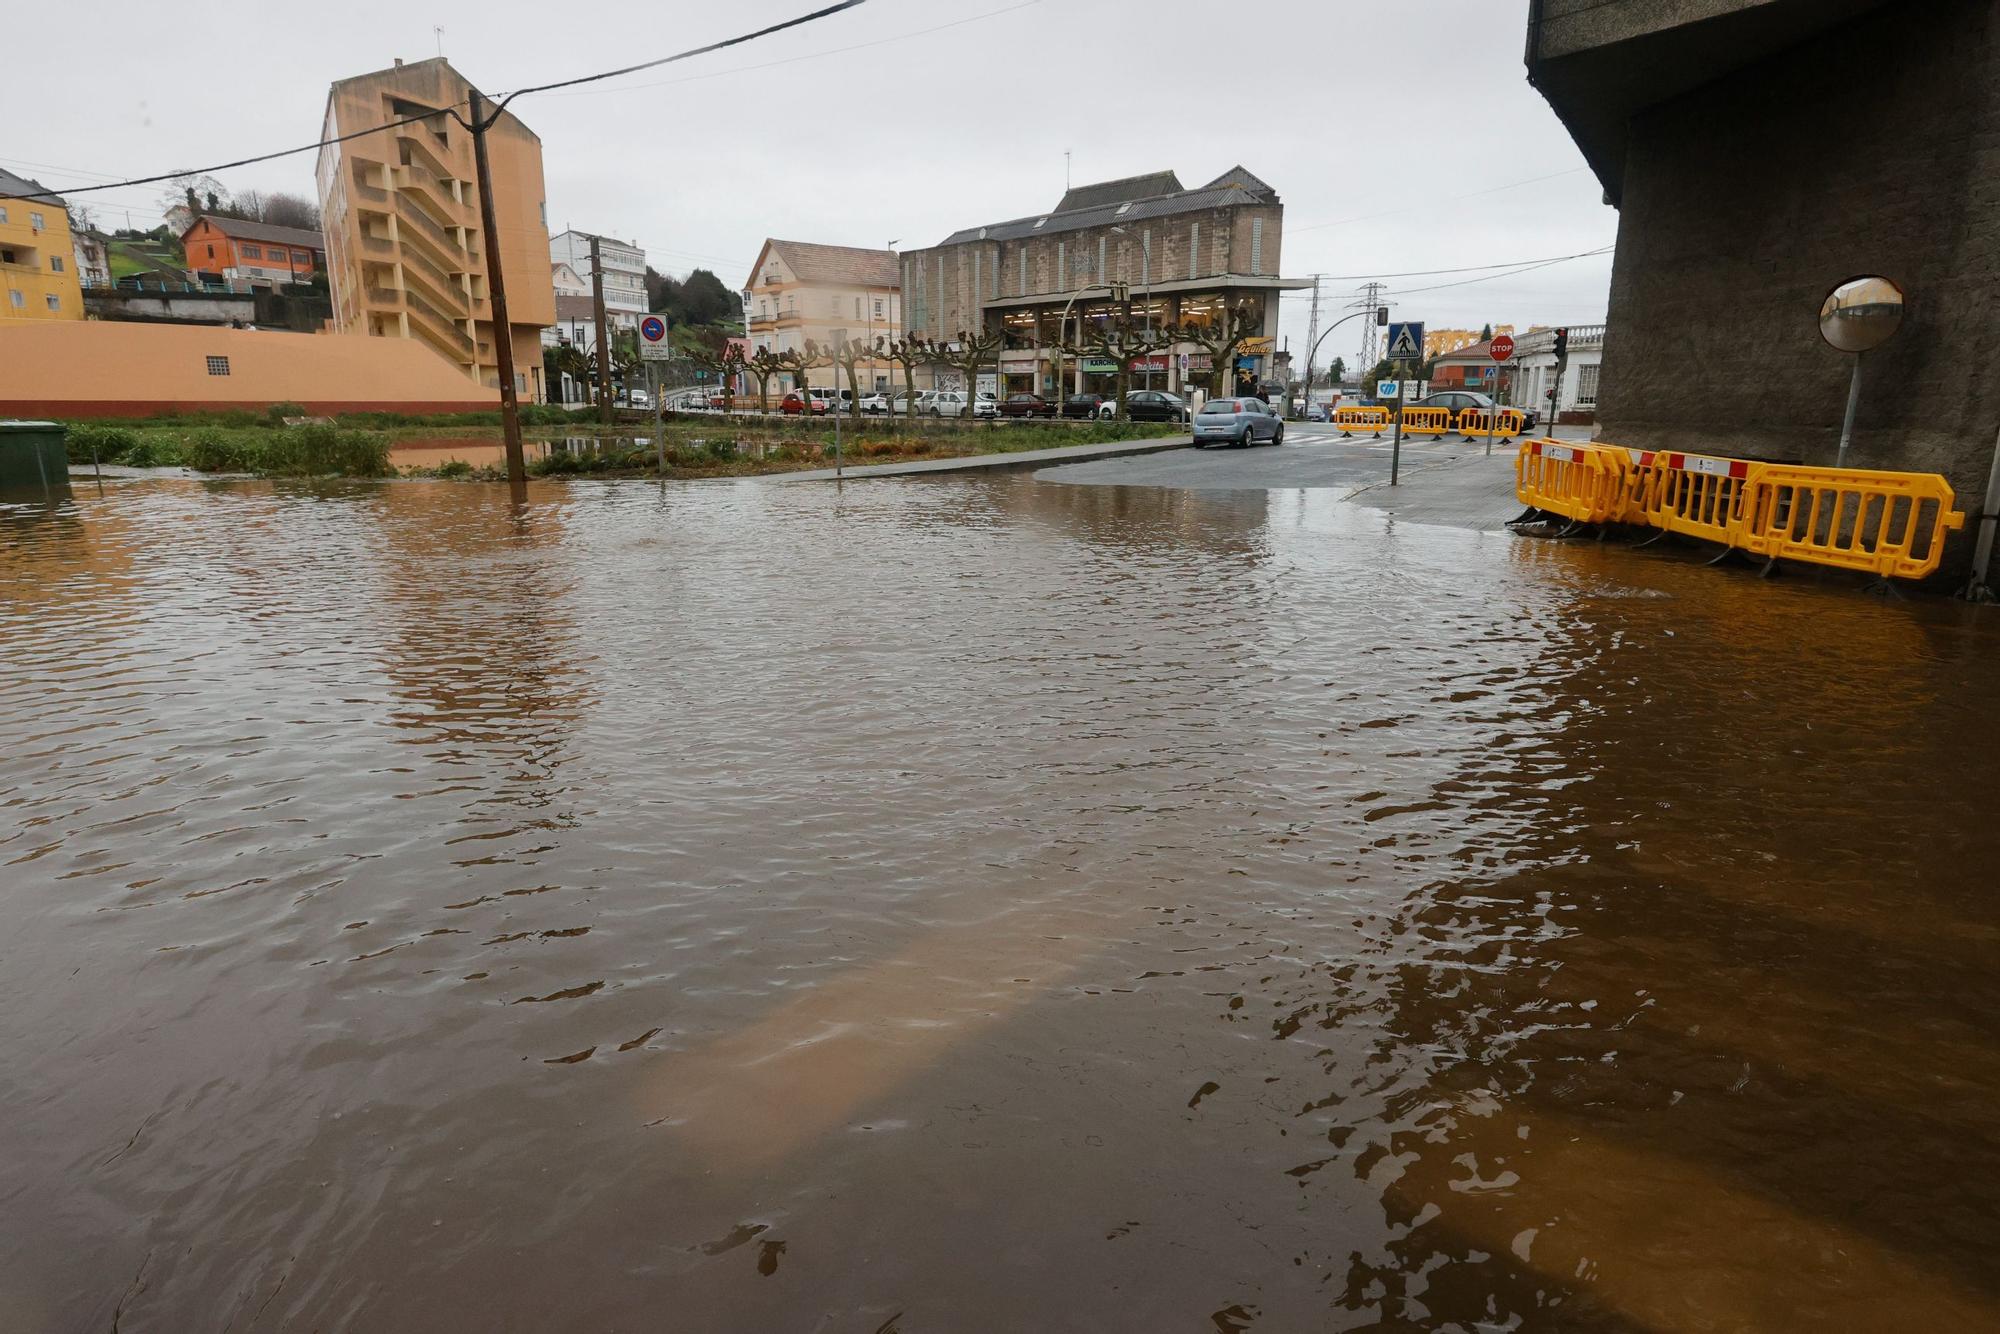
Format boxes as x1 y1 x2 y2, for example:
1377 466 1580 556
1489 334 1515 360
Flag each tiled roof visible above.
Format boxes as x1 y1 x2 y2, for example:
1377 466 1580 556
757 240 899 290
935 185 1266 247
555 294 598 321
1434 339 1496 362
1054 171 1183 214
182 215 325 249
0 167 62 207
1199 165 1275 199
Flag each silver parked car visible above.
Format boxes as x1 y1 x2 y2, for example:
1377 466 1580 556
1192 397 1285 447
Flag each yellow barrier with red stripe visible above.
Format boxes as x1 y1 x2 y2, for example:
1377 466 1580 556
1626 449 1753 546
1335 405 1391 436
1399 406 1453 437
1512 439 1968 581
1515 439 1631 525
1460 407 1527 441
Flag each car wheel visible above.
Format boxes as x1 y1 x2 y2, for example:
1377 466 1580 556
1272 424 1284 446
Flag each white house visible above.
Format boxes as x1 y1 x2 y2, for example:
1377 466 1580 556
1511 323 1606 424
548 230 646 331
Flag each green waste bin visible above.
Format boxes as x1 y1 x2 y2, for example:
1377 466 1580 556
0 420 70 500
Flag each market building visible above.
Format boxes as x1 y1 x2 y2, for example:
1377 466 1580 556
902 167 1308 401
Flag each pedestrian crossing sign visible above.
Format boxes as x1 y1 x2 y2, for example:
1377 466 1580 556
1386 321 1424 363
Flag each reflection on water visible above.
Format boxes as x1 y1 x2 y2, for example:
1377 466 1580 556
387 434 654 471
1 476 1997 1331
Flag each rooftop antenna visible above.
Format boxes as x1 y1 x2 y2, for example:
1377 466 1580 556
434 26 444 57
1064 149 1071 191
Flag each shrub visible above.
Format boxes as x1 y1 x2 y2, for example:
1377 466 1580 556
119 437 186 468
260 424 391 477
264 402 308 424
182 429 262 473
63 424 139 464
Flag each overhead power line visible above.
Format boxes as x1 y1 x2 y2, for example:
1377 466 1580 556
0 0 867 204
1317 245 1616 283
1289 167 1590 234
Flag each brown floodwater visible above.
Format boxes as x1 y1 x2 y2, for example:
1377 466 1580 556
2 474 1997 1332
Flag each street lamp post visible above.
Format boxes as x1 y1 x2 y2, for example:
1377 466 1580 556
1052 281 1111 406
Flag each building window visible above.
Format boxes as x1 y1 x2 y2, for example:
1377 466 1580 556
873 297 883 319
0 206 7 223
1188 223 1199 280
206 356 230 375
1251 217 1263 274
1576 363 1601 406
1096 237 1106 282
206 244 215 259
30 212 45 229
1018 250 1027 295
7 290 23 308
292 251 308 263
242 244 262 259
45 294 59 311
0 248 12 264
49 256 63 273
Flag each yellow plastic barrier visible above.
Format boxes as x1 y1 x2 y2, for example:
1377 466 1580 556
1626 449 1753 548
1460 407 1527 441
1399 406 1453 437
1335 405 1391 437
1739 465 1967 580
1514 439 1631 525
1516 442 1969 582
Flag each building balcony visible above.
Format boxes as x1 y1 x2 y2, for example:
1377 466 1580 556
393 196 472 270
393 127 463 189
391 162 470 227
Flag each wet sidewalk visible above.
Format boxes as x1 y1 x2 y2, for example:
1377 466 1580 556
759 433 1191 481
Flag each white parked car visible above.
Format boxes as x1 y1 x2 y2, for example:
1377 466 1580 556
971 393 1000 419
859 392 894 414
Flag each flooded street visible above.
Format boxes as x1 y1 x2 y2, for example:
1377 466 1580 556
3 473 1997 1331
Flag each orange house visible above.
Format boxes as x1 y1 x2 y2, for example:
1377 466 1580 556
180 216 326 288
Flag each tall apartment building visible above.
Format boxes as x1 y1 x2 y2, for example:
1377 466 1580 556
0 168 85 323
743 239 901 393
315 57 555 399
549 230 646 332
903 166 1306 400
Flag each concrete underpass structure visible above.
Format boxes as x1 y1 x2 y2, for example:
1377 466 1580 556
1528 0 1999 570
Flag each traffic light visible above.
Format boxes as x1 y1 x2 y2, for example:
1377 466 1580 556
1553 327 1569 362
1376 307 1389 326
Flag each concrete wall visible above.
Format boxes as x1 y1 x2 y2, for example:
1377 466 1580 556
84 289 258 326
0 322 498 417
1595 0 2000 548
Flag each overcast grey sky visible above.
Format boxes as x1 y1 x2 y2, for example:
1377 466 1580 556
6 0 1618 363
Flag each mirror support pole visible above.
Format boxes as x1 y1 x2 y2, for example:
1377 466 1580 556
1834 352 1863 470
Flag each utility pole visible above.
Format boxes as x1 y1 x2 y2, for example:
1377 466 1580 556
1355 281 1386 379
589 234 613 425
468 88 525 492
1301 273 1323 416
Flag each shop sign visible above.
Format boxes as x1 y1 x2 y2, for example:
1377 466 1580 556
1241 337 1275 356
1129 354 1170 371
1184 354 1212 371
1081 358 1118 374
1000 355 1037 372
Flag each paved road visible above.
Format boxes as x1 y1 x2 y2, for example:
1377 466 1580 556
1035 422 1514 492
1034 422 1585 531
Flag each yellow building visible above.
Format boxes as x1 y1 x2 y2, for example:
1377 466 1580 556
1424 325 1513 361
315 57 555 400
744 240 902 394
0 169 85 323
